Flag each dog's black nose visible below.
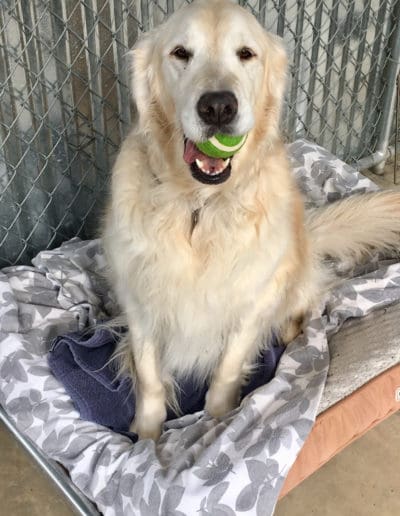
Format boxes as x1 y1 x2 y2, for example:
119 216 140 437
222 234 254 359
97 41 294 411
197 91 238 126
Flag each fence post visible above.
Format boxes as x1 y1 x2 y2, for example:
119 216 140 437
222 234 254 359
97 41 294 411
369 0 400 174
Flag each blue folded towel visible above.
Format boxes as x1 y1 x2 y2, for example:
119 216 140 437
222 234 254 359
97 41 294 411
48 328 284 442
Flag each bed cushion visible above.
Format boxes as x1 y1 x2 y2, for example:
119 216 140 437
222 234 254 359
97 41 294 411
280 362 400 497
319 299 400 414
279 301 400 496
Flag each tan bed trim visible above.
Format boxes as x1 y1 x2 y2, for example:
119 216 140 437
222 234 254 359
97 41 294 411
279 363 400 498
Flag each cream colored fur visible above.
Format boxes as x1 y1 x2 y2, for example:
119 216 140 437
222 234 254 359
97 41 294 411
102 0 400 440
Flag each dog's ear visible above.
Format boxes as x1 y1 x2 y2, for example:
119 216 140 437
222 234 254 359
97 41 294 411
129 32 156 125
264 34 287 111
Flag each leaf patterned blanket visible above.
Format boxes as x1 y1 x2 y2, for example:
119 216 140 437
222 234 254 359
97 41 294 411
1 140 399 515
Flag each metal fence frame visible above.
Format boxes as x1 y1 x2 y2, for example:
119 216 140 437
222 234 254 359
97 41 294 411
0 405 100 516
1 0 400 268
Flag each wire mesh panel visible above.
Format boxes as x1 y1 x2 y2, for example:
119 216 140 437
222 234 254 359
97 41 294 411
0 0 399 266
0 0 139 266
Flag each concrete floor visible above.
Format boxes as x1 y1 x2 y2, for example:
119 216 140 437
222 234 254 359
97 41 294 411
275 412 400 516
1 164 399 515
0 421 74 516
362 159 400 190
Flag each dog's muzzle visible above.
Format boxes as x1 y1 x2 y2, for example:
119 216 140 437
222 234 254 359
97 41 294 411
182 90 240 185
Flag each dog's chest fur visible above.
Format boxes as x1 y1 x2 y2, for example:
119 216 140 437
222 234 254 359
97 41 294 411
107 177 293 378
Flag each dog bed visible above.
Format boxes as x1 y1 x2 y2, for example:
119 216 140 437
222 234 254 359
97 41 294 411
280 301 400 497
1 140 399 516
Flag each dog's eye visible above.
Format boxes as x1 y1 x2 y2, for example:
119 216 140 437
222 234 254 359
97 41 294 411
237 47 256 61
170 46 192 61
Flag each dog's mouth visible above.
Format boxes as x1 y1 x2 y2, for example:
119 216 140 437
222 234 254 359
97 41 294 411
183 139 232 185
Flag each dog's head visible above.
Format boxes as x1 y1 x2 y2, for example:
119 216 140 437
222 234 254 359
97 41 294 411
131 0 287 186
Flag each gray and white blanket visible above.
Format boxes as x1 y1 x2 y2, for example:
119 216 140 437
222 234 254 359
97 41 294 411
1 140 400 516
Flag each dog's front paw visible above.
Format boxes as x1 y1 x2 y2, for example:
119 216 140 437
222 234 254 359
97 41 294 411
130 395 167 441
130 418 163 441
205 382 240 418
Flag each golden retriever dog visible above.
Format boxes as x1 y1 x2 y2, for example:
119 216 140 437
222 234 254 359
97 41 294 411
103 0 400 440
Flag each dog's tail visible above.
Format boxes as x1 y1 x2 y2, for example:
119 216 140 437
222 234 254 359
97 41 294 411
307 191 400 265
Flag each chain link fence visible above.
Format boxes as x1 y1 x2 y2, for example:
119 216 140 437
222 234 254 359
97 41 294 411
1 0 399 266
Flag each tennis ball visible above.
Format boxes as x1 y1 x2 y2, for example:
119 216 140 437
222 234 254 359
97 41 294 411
196 133 247 159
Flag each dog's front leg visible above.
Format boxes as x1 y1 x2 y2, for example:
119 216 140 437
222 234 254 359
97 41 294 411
205 315 263 418
128 324 167 441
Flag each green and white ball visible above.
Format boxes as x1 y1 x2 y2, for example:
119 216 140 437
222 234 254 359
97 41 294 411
196 133 247 159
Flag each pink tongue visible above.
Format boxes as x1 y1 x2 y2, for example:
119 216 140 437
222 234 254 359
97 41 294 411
183 139 225 172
